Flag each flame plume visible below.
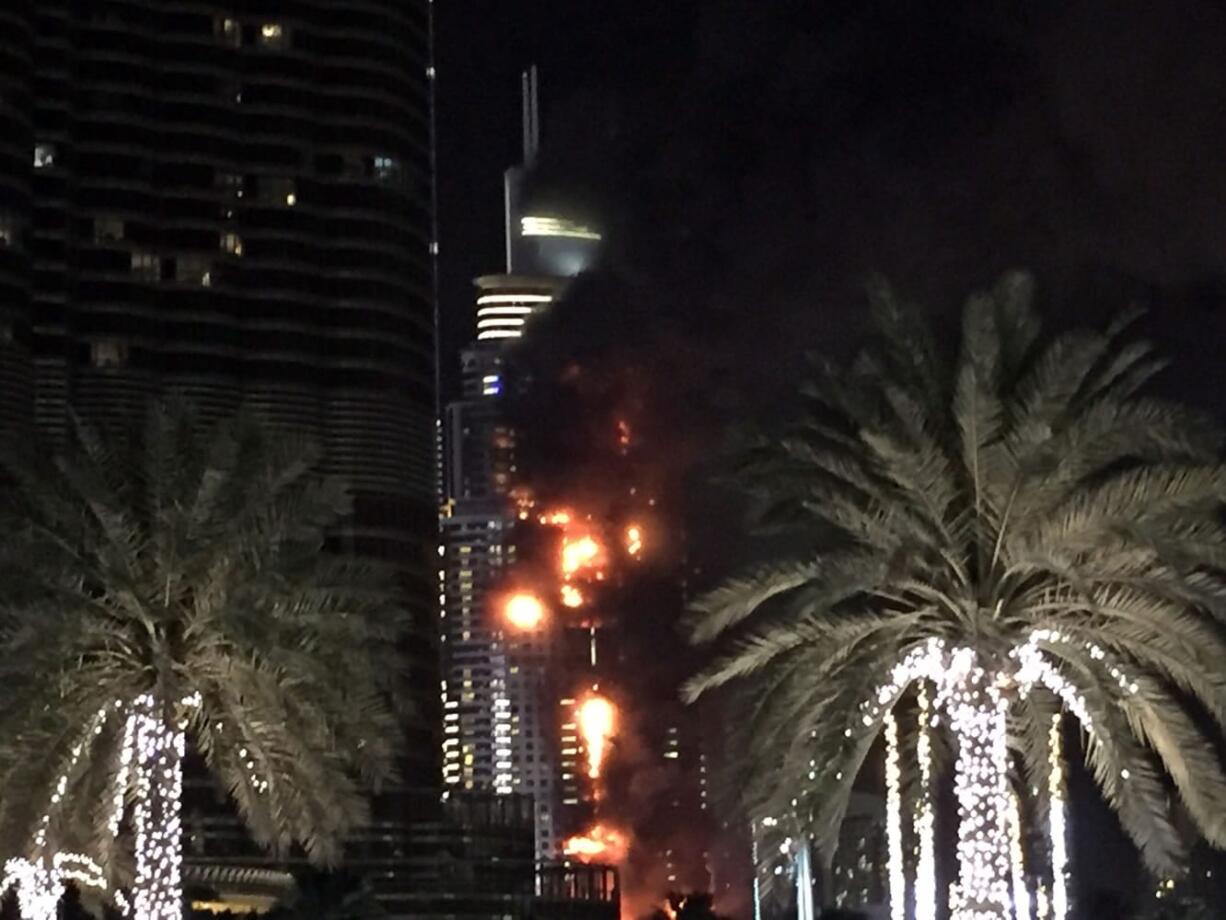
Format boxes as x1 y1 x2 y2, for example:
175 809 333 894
577 694 616 779
562 824 629 864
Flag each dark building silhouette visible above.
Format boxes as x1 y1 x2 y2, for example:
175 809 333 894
0 1 442 903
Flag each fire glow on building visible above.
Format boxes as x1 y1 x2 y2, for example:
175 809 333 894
440 68 714 917
513 506 646 865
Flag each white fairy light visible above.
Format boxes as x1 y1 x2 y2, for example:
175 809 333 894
111 709 139 836
1008 792 1031 920
915 682 938 920
3 857 62 920
8 692 207 920
1035 885 1050 920
850 639 1016 920
1048 714 1069 920
945 663 1013 920
130 693 186 920
33 705 112 850
884 711 905 920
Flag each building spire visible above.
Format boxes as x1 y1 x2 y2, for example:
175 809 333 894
522 65 540 165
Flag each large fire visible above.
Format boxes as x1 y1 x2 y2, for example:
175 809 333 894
562 824 630 865
577 693 616 779
503 592 546 631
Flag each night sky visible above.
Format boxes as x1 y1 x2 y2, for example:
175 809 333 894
436 1 1226 912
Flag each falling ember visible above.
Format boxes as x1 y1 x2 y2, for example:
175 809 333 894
560 584 585 608
561 535 604 578
562 824 630 865
503 593 546 631
616 419 632 452
577 694 616 779
624 524 644 558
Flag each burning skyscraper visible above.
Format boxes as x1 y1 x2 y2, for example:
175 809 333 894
440 68 719 919
438 66 601 862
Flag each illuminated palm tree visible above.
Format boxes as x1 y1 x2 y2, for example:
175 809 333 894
0 400 404 920
684 274 1226 920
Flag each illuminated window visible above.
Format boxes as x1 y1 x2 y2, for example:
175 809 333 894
259 23 287 48
130 251 160 281
215 16 240 47
90 340 128 368
372 155 399 182
93 217 124 243
175 255 212 286
258 176 296 206
220 232 243 256
33 143 56 169
216 171 243 198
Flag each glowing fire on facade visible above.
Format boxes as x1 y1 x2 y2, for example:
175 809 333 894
503 592 546 631
560 584 585 608
577 693 616 779
624 524 644 558
540 509 572 527
562 824 630 865
562 534 605 578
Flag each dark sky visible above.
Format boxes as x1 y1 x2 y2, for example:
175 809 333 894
437 0 1226 408
435 1 1226 911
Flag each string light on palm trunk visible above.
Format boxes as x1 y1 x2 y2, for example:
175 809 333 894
6 692 207 920
1048 714 1069 920
2 857 63 920
915 682 937 920
884 711 905 920
944 654 1013 920
130 693 187 920
1008 792 1032 920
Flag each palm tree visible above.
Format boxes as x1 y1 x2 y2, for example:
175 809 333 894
684 273 1226 920
0 400 405 920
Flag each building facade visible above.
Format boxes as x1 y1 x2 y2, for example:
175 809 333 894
0 0 442 903
438 69 601 863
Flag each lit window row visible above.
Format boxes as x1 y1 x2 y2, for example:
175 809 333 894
215 18 289 49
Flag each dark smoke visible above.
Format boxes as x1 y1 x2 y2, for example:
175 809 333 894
502 0 1226 911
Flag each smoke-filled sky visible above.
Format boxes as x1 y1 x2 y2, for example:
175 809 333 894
436 0 1226 908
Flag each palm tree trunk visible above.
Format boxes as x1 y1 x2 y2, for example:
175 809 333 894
945 664 1013 920
131 695 185 920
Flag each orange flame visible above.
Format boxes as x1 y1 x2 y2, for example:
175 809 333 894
561 534 604 578
577 693 616 779
625 524 644 558
539 509 572 526
560 584 585 608
503 593 546 631
562 823 629 864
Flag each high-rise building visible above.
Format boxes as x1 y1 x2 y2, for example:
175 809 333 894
438 68 600 864
0 1 441 906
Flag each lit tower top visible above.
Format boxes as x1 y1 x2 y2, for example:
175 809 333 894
474 274 564 342
501 66 602 281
